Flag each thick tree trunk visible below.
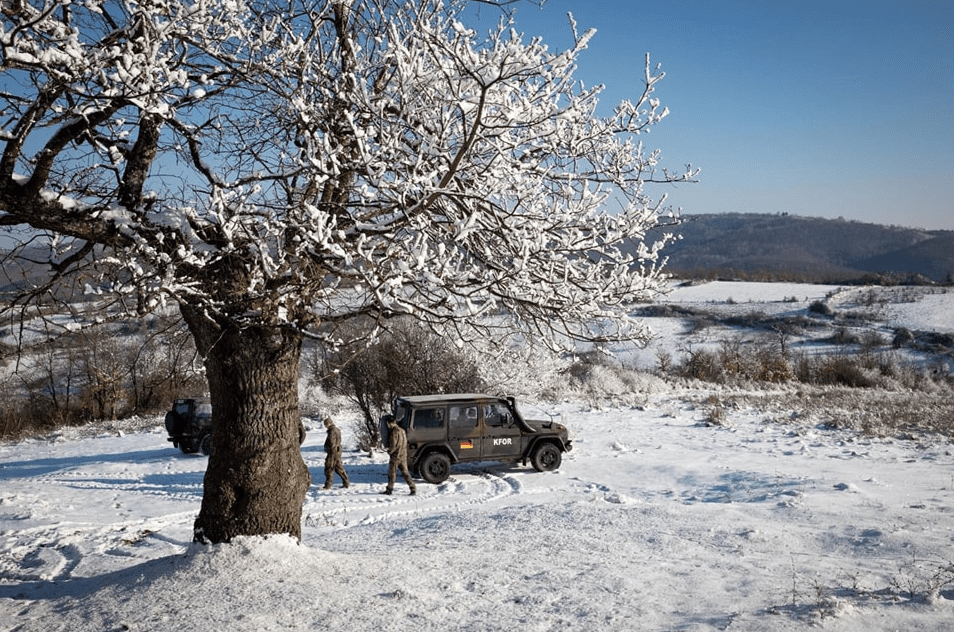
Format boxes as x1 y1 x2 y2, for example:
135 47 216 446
182 306 311 543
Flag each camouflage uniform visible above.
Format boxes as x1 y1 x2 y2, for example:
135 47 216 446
322 417 349 489
385 418 416 495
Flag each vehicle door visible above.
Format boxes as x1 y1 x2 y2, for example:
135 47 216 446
480 401 522 459
447 404 480 460
408 405 446 454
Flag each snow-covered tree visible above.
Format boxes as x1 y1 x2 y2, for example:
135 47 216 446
0 0 696 542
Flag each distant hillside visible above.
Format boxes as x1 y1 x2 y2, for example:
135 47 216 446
640 213 954 283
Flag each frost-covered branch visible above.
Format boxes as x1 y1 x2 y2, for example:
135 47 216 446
1 0 696 351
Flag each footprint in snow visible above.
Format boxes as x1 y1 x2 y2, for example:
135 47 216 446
833 482 859 492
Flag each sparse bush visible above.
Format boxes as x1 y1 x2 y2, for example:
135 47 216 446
554 353 668 408
754 344 794 382
723 310 768 329
859 330 886 351
655 349 673 374
674 336 793 385
770 315 816 335
0 315 204 440
892 327 915 349
702 395 726 426
677 345 725 383
126 315 205 413
78 329 130 421
814 356 877 388
315 318 485 450
808 300 833 316
829 327 860 345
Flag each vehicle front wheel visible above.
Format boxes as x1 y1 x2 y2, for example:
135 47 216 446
199 433 212 456
531 442 562 472
419 452 451 484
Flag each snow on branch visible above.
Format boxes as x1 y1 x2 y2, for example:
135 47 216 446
1 0 696 350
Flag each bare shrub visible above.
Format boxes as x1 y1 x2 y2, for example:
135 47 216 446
677 345 725 383
859 330 886 352
754 342 794 382
702 395 726 426
892 327 915 349
126 315 205 413
560 351 667 408
674 336 793 385
655 349 673 374
315 318 485 449
1 315 204 439
716 386 954 439
78 329 130 421
808 300 833 316
829 327 860 345
814 356 877 388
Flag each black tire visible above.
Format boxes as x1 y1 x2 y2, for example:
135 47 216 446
419 452 451 484
199 433 212 456
164 411 178 435
180 439 199 455
530 442 562 472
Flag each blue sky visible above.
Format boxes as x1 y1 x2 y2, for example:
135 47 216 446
470 0 953 230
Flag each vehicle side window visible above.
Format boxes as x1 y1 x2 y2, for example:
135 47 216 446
196 403 212 416
394 403 409 427
174 402 190 415
484 403 511 427
449 405 478 429
413 407 445 429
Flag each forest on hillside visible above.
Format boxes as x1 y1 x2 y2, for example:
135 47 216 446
642 213 954 283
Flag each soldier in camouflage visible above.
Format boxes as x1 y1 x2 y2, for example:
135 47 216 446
383 414 416 495
322 416 350 489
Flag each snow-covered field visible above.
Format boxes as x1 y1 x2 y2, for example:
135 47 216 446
2 281 953 631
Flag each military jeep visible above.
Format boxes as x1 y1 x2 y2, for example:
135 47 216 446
164 397 213 455
384 393 572 484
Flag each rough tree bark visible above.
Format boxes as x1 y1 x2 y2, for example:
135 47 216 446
182 306 311 543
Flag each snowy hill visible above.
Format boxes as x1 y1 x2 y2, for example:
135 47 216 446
642 213 954 283
2 281 953 631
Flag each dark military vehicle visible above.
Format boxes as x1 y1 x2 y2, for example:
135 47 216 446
384 393 572 484
164 397 213 455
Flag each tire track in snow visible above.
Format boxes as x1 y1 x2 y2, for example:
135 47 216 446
302 468 525 533
0 513 195 583
22 462 206 510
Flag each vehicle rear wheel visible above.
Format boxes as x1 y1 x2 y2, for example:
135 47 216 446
180 440 199 455
420 452 451 484
199 433 212 456
531 442 561 472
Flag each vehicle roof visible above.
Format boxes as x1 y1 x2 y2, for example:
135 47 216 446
396 393 509 406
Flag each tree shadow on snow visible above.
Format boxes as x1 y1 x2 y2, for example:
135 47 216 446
0 448 188 480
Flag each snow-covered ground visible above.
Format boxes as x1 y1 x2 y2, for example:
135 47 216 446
2 281 953 631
